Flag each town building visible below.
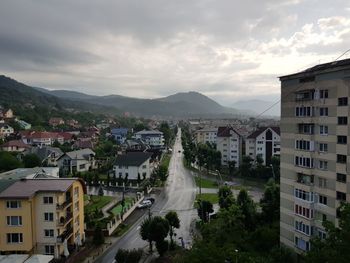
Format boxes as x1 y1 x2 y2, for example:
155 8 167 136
113 152 153 182
23 146 63 166
0 140 31 152
245 127 280 165
216 126 243 167
0 167 60 180
279 58 350 253
49 118 65 127
20 131 64 146
0 178 86 258
0 124 14 138
134 130 164 148
111 128 129 144
195 127 218 145
57 149 96 176
0 108 14 119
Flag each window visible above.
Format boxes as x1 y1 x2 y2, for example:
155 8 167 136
295 221 312 236
295 236 310 251
44 212 54 222
338 117 348 125
295 140 313 151
295 204 314 219
337 173 346 183
294 188 314 202
337 136 347 144
45 245 55 255
319 107 328 116
295 106 314 117
6 200 21 208
338 97 348 106
44 229 54 237
336 191 346 201
7 216 22 226
319 143 328 152
319 195 327 205
74 186 79 196
75 201 79 211
319 178 327 188
337 154 346 164
7 233 23 243
142 165 147 169
298 124 314 134
319 160 328 170
319 125 328 135
79 164 86 169
318 230 327 239
320 89 328 99
43 197 53 204
295 156 314 168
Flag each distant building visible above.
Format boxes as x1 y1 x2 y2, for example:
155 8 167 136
0 140 31 152
49 117 65 127
57 149 96 175
134 130 164 148
16 119 32 130
66 119 80 128
195 127 217 145
113 152 153 181
2 108 14 119
20 131 64 146
23 146 64 166
0 178 86 258
245 127 280 165
0 167 60 179
111 128 129 144
73 138 94 150
216 126 243 167
123 139 150 152
0 124 14 138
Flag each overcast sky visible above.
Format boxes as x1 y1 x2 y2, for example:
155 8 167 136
1 0 350 107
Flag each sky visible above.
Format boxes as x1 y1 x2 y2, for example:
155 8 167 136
1 0 350 108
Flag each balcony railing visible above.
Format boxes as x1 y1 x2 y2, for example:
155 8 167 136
57 198 72 210
57 212 73 226
296 174 314 186
57 227 73 243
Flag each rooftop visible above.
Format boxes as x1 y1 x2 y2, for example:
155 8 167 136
247 127 280 139
217 126 241 137
135 129 163 135
0 167 58 180
0 140 30 148
115 152 152 167
63 148 95 160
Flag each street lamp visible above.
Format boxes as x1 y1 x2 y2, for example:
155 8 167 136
235 249 239 263
215 169 223 185
270 164 275 180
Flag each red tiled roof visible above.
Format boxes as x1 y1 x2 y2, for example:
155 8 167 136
0 140 30 148
21 131 64 140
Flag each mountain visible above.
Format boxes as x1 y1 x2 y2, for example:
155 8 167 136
231 99 280 116
33 87 95 100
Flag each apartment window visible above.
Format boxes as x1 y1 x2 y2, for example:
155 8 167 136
295 221 312 236
319 195 327 205
337 154 347 164
319 178 327 188
319 125 328 135
338 117 348 125
337 135 347 144
74 187 79 196
319 107 328 116
295 140 313 151
295 204 314 219
45 245 55 255
338 97 348 106
298 124 314 134
7 233 23 243
43 197 53 204
295 156 314 168
320 89 329 99
295 236 310 251
318 230 327 239
7 216 22 226
319 143 328 152
294 188 314 202
336 173 346 183
79 164 85 169
44 212 54 222
319 160 328 170
295 106 314 117
336 191 346 201
44 229 54 237
6 200 21 208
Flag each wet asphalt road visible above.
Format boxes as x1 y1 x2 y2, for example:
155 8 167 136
95 129 197 263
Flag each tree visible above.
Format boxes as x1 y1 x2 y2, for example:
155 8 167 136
140 216 169 254
106 173 110 187
93 172 100 185
156 165 168 182
236 189 256 230
93 225 105 245
218 186 235 210
22 153 41 168
270 156 280 182
260 179 280 223
140 217 154 252
98 184 104 196
228 161 236 176
165 211 180 248
111 173 117 186
197 200 214 222
115 249 143 263
0 152 22 172
239 156 253 177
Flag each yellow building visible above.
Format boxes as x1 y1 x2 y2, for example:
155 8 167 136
0 178 86 258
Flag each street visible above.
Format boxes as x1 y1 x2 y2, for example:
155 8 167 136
95 129 197 263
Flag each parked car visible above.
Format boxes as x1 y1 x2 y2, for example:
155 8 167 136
178 150 181 153
144 197 155 204
137 200 152 209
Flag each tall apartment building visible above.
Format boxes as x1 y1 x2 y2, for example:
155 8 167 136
246 127 280 165
216 126 242 167
0 178 86 258
195 127 218 145
280 59 350 253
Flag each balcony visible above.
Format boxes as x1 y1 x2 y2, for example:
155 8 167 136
296 173 314 186
57 198 72 210
57 227 73 243
57 212 73 226
295 90 315 102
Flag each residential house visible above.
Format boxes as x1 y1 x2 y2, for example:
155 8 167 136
66 119 80 128
134 130 164 148
23 146 64 166
57 149 96 176
0 178 86 258
0 124 14 138
216 126 243 167
113 152 153 182
245 127 280 165
195 127 218 145
73 138 94 150
0 140 31 152
0 167 60 179
2 108 14 119
123 139 150 152
111 128 129 144
49 118 65 127
20 131 64 146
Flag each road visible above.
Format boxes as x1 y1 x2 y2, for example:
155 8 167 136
95 129 197 263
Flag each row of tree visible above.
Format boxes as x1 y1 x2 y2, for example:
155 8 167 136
0 151 41 172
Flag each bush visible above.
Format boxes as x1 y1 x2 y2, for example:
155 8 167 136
115 248 143 263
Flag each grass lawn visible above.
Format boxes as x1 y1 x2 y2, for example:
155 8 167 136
194 177 218 189
84 195 114 214
161 154 171 168
112 223 131 237
110 198 133 216
195 193 219 204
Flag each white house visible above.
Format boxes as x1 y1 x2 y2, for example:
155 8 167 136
134 130 164 148
216 126 243 167
113 152 153 181
57 149 96 176
245 127 280 165
0 124 14 138
195 127 217 145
